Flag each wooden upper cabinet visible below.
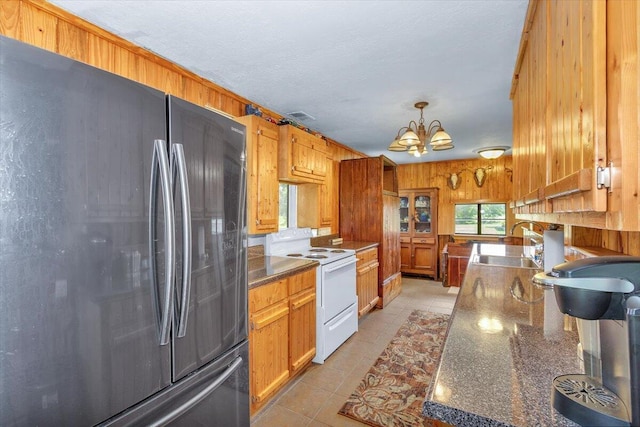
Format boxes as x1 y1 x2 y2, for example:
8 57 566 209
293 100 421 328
606 0 640 231
237 115 280 234
297 152 338 233
278 125 327 183
511 0 548 209
511 0 607 216
545 0 606 213
511 0 640 231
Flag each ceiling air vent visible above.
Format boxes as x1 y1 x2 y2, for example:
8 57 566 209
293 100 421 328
286 111 316 121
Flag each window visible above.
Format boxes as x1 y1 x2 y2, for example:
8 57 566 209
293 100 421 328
454 203 506 235
278 183 297 230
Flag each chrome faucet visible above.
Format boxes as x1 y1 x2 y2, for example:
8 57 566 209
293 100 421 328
509 220 547 235
510 221 547 266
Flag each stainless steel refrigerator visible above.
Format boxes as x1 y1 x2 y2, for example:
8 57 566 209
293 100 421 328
0 35 249 426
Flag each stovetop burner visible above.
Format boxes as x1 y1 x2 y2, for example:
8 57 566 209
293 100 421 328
264 228 356 265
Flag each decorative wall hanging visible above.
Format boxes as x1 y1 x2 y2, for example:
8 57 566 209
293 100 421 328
447 172 461 190
474 168 487 187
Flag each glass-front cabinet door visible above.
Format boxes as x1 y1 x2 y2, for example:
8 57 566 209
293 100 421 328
398 188 438 278
413 195 432 234
399 196 409 233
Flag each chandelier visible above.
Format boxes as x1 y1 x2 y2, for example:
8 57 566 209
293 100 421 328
387 101 453 157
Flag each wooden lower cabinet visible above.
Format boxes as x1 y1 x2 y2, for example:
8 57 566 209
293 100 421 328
413 243 437 273
401 236 438 277
249 268 316 415
378 271 402 309
356 247 380 316
443 243 472 287
288 270 316 373
400 241 411 270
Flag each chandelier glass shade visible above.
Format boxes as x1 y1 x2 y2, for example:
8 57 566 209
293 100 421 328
387 101 453 157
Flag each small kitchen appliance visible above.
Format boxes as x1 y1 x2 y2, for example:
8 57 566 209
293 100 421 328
534 257 640 427
265 228 358 363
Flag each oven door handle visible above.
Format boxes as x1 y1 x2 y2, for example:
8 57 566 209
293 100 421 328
324 258 357 273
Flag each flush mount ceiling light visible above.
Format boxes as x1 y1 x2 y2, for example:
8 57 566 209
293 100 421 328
387 101 453 158
475 146 510 159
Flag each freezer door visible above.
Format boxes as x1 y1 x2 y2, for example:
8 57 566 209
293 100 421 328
0 36 171 425
168 96 248 381
101 340 249 427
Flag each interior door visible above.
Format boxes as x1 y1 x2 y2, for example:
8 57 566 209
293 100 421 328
0 36 170 426
168 96 247 381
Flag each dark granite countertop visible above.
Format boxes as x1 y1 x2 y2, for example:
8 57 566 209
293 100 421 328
423 243 581 427
248 255 318 289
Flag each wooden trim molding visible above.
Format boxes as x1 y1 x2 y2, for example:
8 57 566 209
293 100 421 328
544 168 592 200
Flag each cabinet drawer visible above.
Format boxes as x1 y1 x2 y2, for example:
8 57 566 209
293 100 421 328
412 237 435 245
400 236 411 244
251 300 289 331
356 247 378 266
288 268 316 295
250 279 288 313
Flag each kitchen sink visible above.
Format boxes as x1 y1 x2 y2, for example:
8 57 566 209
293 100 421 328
472 254 540 269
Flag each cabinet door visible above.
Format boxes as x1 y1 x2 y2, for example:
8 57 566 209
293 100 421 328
511 0 606 215
357 262 379 316
413 244 437 274
413 194 434 234
458 257 469 286
544 0 606 213
399 195 410 234
249 300 289 409
400 242 411 270
252 121 279 233
311 148 327 179
278 125 322 184
447 257 460 287
291 138 315 179
511 1 547 210
237 116 279 234
319 156 334 228
289 289 316 372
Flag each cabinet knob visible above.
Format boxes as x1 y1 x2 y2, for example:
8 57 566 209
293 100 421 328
256 130 262 135
256 219 261 225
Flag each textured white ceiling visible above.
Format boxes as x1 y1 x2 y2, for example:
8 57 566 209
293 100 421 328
50 0 528 164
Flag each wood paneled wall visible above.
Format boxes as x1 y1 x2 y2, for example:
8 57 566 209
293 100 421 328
397 156 515 235
0 0 364 163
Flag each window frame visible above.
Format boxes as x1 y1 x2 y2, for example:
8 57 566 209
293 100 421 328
454 202 507 236
278 183 297 230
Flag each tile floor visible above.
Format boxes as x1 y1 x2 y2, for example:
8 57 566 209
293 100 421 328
250 276 459 427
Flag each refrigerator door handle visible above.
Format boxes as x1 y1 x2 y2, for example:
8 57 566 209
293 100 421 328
171 143 192 337
150 139 176 346
149 356 244 427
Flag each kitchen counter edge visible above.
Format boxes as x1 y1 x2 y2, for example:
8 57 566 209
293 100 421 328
248 256 319 290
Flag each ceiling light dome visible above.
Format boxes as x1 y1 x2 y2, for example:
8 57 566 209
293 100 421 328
475 146 510 159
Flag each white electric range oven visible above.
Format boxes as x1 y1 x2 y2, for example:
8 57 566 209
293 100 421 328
265 228 358 363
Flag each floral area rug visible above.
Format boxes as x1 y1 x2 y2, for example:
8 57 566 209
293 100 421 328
338 310 450 427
